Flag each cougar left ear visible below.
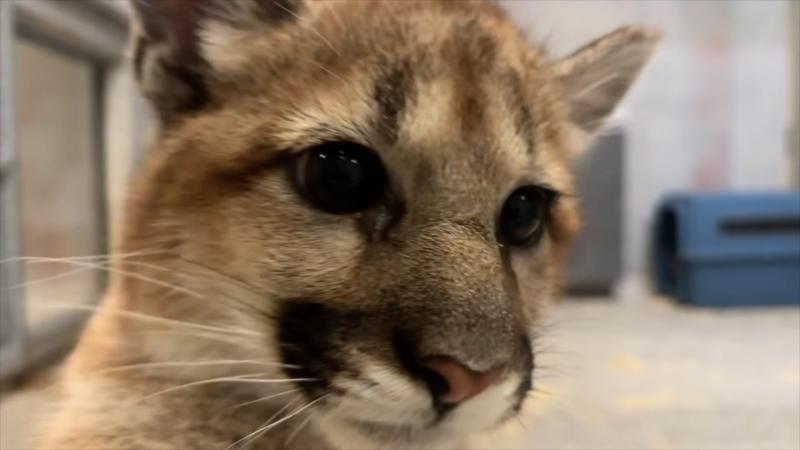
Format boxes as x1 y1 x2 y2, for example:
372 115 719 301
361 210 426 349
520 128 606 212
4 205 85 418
553 26 660 136
131 0 301 125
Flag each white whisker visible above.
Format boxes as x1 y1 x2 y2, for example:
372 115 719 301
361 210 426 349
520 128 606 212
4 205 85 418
113 259 271 317
16 257 201 299
10 265 96 290
115 260 175 273
28 302 262 338
285 393 346 447
272 1 340 56
61 326 262 353
321 0 345 30
10 258 187 298
304 57 347 84
136 374 317 404
135 329 261 349
231 388 301 410
284 409 316 447
234 397 302 449
94 360 297 376
227 393 330 450
169 257 267 299
0 249 165 265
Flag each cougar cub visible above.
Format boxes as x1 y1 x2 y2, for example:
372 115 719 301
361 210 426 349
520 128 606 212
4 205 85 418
38 1 658 449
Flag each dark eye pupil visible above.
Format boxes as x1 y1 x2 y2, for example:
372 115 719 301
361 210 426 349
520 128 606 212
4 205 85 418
500 186 550 247
298 142 387 214
320 152 361 190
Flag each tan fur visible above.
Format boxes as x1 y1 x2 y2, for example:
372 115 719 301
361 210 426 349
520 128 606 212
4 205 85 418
38 1 658 449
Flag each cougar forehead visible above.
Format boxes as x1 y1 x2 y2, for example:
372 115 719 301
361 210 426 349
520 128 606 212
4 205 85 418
135 0 577 245
195 0 574 189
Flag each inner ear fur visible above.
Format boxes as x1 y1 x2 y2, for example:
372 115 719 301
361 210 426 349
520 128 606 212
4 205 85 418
130 0 301 125
553 26 661 135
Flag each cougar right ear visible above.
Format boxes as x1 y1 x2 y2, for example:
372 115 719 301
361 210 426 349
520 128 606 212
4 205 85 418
131 0 300 125
553 26 660 137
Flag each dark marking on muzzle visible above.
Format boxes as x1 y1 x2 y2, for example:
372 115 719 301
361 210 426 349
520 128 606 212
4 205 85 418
278 300 363 398
511 334 534 413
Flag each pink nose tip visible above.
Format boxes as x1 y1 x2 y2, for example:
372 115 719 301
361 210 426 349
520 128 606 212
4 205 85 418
423 356 506 404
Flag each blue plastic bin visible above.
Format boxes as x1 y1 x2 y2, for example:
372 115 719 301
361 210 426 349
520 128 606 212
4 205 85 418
653 192 800 307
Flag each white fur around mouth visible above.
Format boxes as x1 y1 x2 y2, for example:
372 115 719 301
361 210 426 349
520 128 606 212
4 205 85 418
316 370 523 450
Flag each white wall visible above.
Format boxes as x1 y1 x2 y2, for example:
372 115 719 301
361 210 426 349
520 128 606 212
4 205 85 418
500 0 792 284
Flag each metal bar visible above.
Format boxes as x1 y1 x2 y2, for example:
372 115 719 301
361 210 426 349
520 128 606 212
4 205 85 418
93 66 111 290
0 0 29 384
14 0 127 64
1 312 86 383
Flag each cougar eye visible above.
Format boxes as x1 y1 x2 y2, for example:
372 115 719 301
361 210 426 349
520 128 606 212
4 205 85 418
294 142 388 214
499 186 554 247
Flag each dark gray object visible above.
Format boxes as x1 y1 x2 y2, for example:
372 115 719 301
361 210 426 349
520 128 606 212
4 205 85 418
566 128 625 295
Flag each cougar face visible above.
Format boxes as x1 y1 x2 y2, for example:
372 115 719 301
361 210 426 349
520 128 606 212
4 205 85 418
40 1 657 449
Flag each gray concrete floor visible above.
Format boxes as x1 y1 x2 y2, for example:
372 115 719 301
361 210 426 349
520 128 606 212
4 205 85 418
2 298 799 450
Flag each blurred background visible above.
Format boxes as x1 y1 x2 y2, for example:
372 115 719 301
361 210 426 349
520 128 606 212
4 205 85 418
0 1 798 449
